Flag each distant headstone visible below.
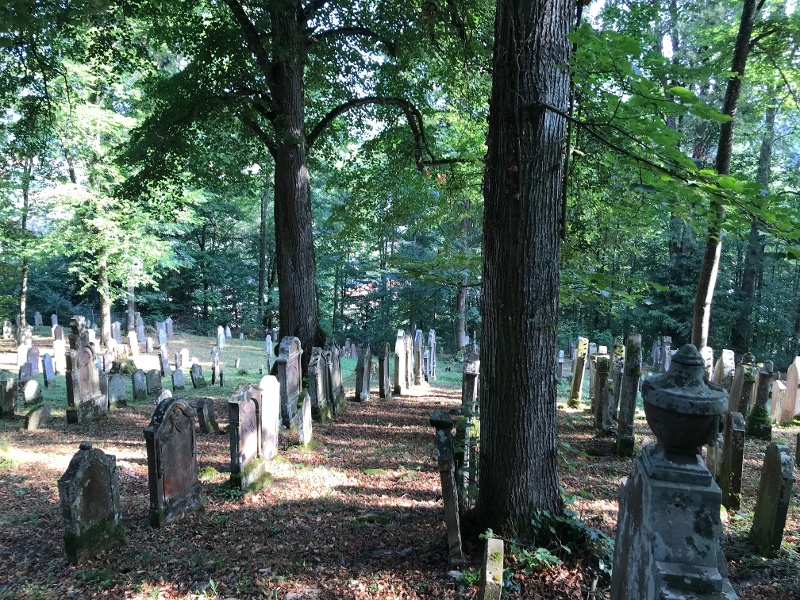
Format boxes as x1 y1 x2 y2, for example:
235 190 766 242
354 344 372 402
17 344 29 368
180 348 190 368
264 334 273 370
216 325 225 348
135 313 145 341
132 369 147 401
172 369 185 391
174 351 182 370
772 380 788 423
53 339 67 374
413 330 424 385
239 333 244 340
158 351 170 377
144 398 203 526
426 329 437 381
145 337 154 354
18 361 32 385
616 334 642 457
145 369 161 396
393 330 407 396
57 442 124 564
165 317 173 339
224 325 232 339
750 443 795 557
462 354 480 415
729 353 756 414
157 325 167 347
275 336 302 428
299 393 312 446
378 342 392 400
719 411 745 511
211 352 220 385
34 312 42 327
128 331 139 358
746 361 774 440
260 376 280 459
190 363 207 389
53 324 64 341
66 317 107 424
51 314 58 327
23 380 42 406
2 321 12 340
196 398 218 433
308 348 331 422
107 374 127 408
110 321 122 345
568 337 589 408
785 357 800 420
404 333 414 389
25 403 50 430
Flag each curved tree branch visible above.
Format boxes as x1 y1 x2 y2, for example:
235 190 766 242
311 26 397 56
240 115 277 157
222 0 272 82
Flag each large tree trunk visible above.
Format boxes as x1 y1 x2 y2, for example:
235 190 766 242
455 274 469 349
731 101 775 354
258 187 270 325
691 0 761 349
98 255 112 348
269 0 322 372
476 0 573 534
17 157 33 342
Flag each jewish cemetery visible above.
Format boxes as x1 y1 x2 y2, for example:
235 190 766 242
4 1 800 598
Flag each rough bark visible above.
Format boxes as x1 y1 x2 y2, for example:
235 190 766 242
258 187 270 325
98 256 112 349
17 157 33 341
691 0 762 349
476 0 573 533
455 274 469 349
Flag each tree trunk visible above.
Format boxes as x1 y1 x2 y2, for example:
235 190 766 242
98 255 112 348
455 274 469 349
17 157 33 341
691 0 761 350
476 0 573 534
258 186 270 325
269 0 322 372
127 285 136 333
731 101 775 354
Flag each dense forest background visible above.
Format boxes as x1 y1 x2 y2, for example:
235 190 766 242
1 0 799 368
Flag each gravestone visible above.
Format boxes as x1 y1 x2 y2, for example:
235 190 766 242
180 348 190 368
2 320 12 339
229 384 269 490
158 351 170 377
746 361 773 440
190 363 207 389
132 369 147 401
211 352 220 385
111 321 122 345
729 353 756 414
264 334 273 371
157 325 168 347
462 354 480 416
155 389 172 405
344 338 351 356
593 354 614 435
616 333 642 457
275 336 302 428
53 324 64 340
135 313 145 341
102 351 114 374
174 351 182 370
430 410 465 566
53 339 67 374
749 443 795 557
144 398 203 526
128 331 139 358
354 344 372 402
145 337 154 354
196 398 219 433
785 357 800 420
426 329 437 381
719 411 745 510
299 393 312 446
57 442 124 564
224 325 232 339
772 380 788 423
18 362 32 387
308 348 331 422
25 403 50 430
259 376 280 459
107 374 127 408
0 376 16 417
172 369 185 391
660 336 673 371
378 342 392 400
568 337 589 408
51 314 58 327
557 349 565 379
66 316 107 424
165 317 173 339
404 333 414 390
413 329 424 385
610 339 625 418
393 330 407 396
611 345 735 600
17 344 29 368
324 338 346 414
145 369 162 396
216 325 225 349
34 312 42 327
23 380 42 405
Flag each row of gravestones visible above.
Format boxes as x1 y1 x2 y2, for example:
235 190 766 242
392 328 437 396
56 374 313 564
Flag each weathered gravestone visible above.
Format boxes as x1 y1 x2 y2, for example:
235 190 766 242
260 375 280 460
308 348 331 422
772 380 788 423
165 317 173 339
33 312 42 327
132 369 147 401
157 324 168 347
145 369 162 396
610 339 625 418
462 353 480 416
729 352 756 414
135 313 145 342
155 389 172 406
23 380 42 406
324 338 346 415
172 369 185 391
196 398 219 433
216 325 225 349
746 361 773 440
413 329 424 385
18 362 32 387
556 349 565 379
16 344 29 368
713 350 736 389
51 313 58 327
25 403 51 430
57 442 124 564
145 337 154 354
53 339 66 374
158 351 170 377
749 442 795 557
0 376 16 417
111 321 122 345
616 333 642 457
229 384 270 491
404 333 414 390
568 337 589 408
174 351 182 370
785 357 800 420
344 338 351 356
264 334 273 371
354 344 372 402
378 342 392 400
275 337 302 428
430 410 464 566
610 344 735 600
190 363 207 389
426 329 437 381
719 411 745 511
66 316 107 424
393 330 407 396
53 324 64 341
127 331 139 358
2 320 12 339
224 325 232 339
298 393 312 446
211 352 220 385
180 348 190 368
144 398 203 526
593 354 614 435
107 374 127 408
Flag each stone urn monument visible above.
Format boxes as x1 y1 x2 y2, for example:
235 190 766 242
611 344 737 599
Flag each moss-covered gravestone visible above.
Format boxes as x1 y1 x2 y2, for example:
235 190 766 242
229 384 270 492
190 363 207 389
568 336 589 408
144 398 203 527
324 338 346 415
57 442 124 564
746 361 773 441
145 369 162 396
308 348 331 422
750 443 795 557
131 369 147 401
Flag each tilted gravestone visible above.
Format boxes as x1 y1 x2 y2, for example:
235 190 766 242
25 403 51 430
57 442 124 564
275 336 302 428
23 380 42 406
190 363 207 389
18 362 32 387
749 442 795 557
132 369 147 401
616 334 642 457
719 411 745 510
568 337 589 408
308 348 331 422
196 398 218 433
107 374 127 408
430 410 465 566
144 397 203 527
229 384 269 491
746 361 774 440
354 344 372 402
393 330 407 396
0 376 16 417
66 316 107 424
378 342 392 400
128 331 139 358
158 351 170 377
145 369 162 396
42 354 55 388
324 338 346 414
172 369 185 391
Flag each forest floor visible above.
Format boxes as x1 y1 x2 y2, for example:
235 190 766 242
0 332 799 599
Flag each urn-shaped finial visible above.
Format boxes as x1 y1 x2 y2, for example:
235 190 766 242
642 344 728 454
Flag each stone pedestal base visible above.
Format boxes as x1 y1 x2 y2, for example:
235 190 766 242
66 395 108 424
611 444 737 600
